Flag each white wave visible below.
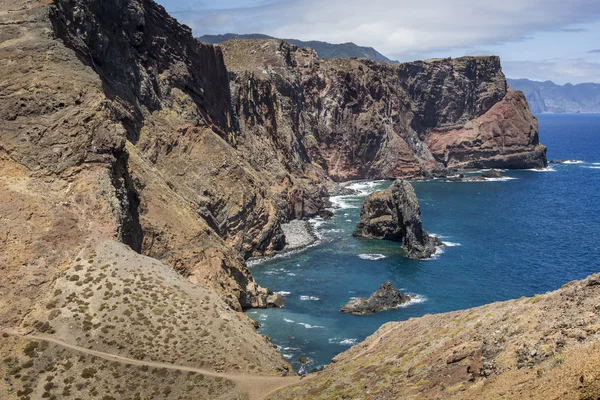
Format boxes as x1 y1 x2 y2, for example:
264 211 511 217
287 273 297 276
283 347 299 351
283 354 292 359
329 338 358 346
275 291 291 297
424 245 445 260
299 296 320 301
344 180 386 196
583 166 600 169
526 166 556 172
429 233 449 239
593 163 600 165
491 176 516 181
329 196 359 210
358 253 387 261
443 241 461 247
346 219 352 222
297 322 325 329
397 294 427 308
344 213 350 217
562 160 584 164
283 318 295 323
258 314 268 321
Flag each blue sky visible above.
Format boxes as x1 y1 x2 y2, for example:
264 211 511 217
157 0 600 84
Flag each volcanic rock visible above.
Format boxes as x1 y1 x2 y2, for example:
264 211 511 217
354 180 441 259
266 294 285 308
340 281 411 315
482 169 503 178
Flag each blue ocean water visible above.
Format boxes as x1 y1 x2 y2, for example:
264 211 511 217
246 114 600 371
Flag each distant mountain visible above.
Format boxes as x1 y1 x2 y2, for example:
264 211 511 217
197 33 398 64
507 78 600 114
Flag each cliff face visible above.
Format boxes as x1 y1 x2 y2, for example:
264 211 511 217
0 0 546 320
221 40 547 182
47 0 302 310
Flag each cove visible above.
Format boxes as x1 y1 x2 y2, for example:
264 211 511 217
246 114 600 371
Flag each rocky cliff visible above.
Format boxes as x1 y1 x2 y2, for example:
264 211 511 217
354 180 441 259
220 40 547 181
0 0 551 397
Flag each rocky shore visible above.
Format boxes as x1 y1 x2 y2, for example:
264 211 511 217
280 220 319 252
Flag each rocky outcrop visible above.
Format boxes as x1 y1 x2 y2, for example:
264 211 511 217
340 282 411 315
445 169 504 182
354 180 441 259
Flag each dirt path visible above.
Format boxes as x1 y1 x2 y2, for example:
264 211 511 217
2 330 310 400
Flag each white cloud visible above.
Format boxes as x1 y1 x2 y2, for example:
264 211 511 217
503 60 600 84
171 0 600 58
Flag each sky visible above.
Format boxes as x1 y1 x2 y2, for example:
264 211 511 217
157 0 600 84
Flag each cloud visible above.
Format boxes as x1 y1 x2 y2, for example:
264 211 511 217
588 49 600 53
503 60 600 84
164 0 600 60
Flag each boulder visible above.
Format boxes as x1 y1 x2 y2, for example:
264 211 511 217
482 169 502 178
266 294 285 308
340 281 411 315
353 180 441 259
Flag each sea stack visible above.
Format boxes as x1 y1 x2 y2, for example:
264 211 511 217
353 179 441 259
340 281 412 315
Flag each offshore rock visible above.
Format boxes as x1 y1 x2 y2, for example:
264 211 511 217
340 281 411 315
354 180 441 259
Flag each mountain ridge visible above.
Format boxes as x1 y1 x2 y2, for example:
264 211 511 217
507 78 600 114
197 33 399 63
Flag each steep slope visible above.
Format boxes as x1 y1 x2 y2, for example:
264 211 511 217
1 0 551 397
221 40 547 179
508 78 600 114
0 0 293 393
271 273 600 399
198 33 399 63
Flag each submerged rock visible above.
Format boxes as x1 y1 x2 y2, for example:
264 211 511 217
445 169 503 182
353 180 441 259
340 282 411 315
482 169 503 178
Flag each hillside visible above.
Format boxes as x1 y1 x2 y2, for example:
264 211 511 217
271 273 600 399
507 78 600 114
197 33 399 63
0 0 549 398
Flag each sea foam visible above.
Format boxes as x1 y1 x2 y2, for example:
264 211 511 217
299 295 320 301
358 253 387 260
527 166 557 172
328 338 358 346
297 322 325 329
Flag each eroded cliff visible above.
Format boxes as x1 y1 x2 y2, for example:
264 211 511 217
0 0 552 397
221 39 547 182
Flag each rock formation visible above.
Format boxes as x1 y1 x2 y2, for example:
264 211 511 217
221 40 547 182
340 282 411 315
445 169 504 182
354 180 441 259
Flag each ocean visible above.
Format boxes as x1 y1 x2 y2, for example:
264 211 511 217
246 114 600 371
